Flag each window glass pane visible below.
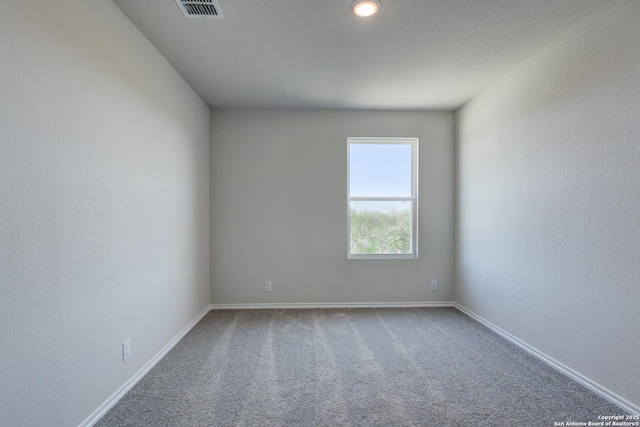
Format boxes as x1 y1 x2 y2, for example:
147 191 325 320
349 143 412 197
349 201 412 255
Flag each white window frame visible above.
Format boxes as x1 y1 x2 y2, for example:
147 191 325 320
347 137 418 259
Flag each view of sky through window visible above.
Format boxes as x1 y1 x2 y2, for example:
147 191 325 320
349 143 412 198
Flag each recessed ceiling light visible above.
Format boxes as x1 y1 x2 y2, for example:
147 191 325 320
351 0 381 18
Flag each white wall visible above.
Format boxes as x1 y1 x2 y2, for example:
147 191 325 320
0 1 210 426
211 109 454 304
455 0 640 410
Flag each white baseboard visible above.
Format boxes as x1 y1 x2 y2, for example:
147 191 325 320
209 301 455 310
453 303 640 415
78 305 213 427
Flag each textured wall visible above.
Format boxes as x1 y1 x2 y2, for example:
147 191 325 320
456 0 640 409
0 1 210 426
211 109 454 304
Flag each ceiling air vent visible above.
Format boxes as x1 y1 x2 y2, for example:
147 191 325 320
175 0 224 19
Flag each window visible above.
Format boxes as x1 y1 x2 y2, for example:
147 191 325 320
348 137 418 259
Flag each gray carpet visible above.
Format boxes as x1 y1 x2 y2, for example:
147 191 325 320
96 308 625 426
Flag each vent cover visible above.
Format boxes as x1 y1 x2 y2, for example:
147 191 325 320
175 0 223 19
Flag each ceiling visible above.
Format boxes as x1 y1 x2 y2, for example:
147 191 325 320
113 0 605 110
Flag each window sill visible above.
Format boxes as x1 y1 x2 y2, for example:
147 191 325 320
348 254 418 260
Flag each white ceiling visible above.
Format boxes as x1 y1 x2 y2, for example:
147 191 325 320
113 0 606 110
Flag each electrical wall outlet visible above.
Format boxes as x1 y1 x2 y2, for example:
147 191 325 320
264 281 272 293
122 339 131 362
431 280 438 291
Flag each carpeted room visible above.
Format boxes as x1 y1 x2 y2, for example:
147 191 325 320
95 308 625 426
1 1 639 426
